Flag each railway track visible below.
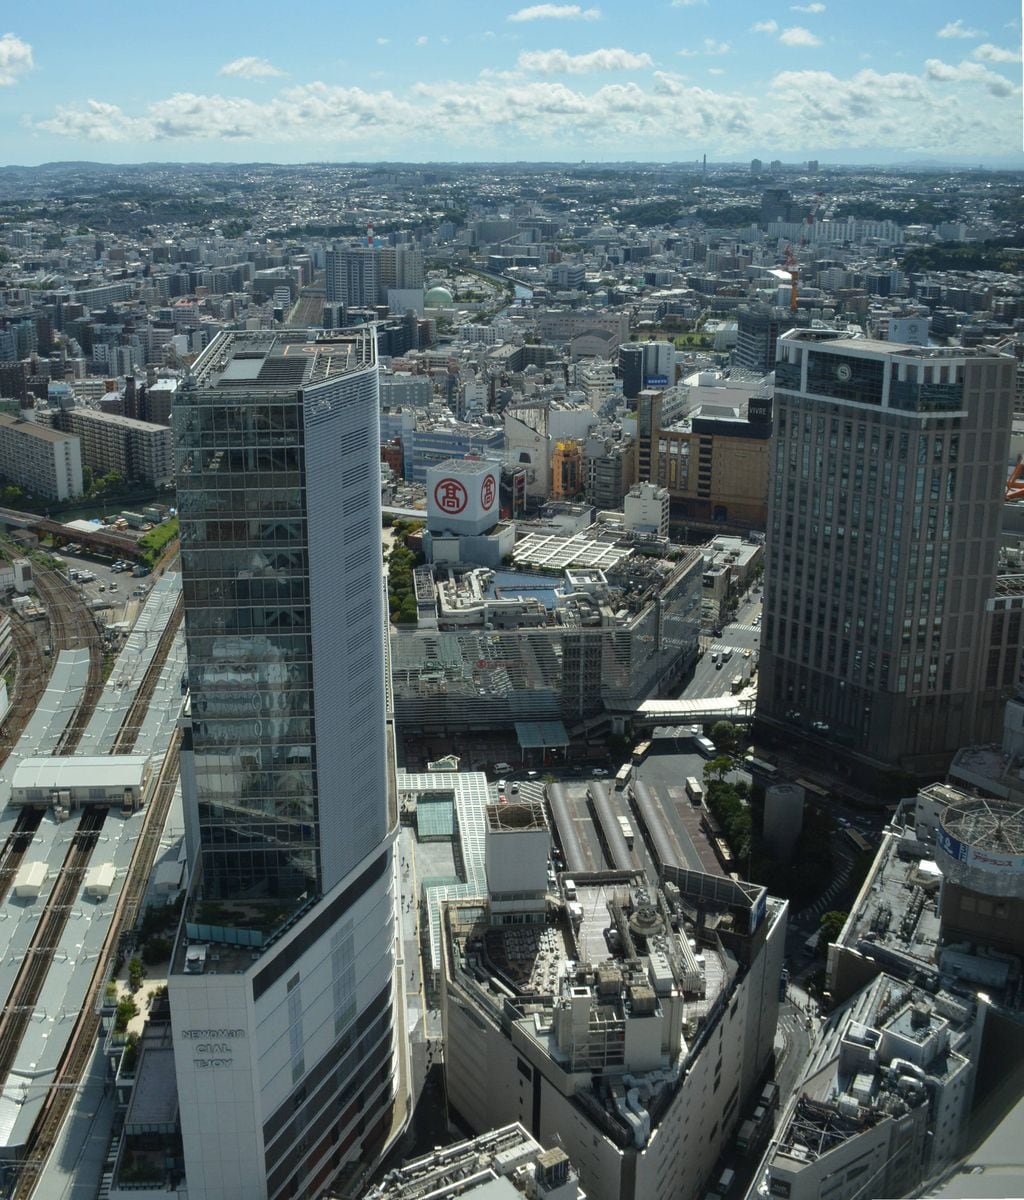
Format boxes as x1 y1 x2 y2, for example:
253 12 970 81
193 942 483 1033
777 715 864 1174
29 564 104 756
0 809 43 907
110 593 183 755
0 619 48 763
0 546 103 760
0 808 107 1094
12 734 182 1199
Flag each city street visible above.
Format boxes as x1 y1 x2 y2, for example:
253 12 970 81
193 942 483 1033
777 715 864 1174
684 592 763 701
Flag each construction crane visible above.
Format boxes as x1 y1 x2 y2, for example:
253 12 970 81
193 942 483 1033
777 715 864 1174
1006 454 1024 502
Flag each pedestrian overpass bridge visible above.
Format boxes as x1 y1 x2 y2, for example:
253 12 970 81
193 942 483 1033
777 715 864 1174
634 692 756 727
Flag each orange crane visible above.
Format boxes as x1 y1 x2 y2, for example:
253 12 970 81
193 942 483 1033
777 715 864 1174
1007 454 1024 501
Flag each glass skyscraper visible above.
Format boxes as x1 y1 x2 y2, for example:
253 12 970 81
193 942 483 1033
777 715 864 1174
168 329 401 1200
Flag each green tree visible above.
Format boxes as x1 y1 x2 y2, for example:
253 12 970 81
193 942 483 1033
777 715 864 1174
81 465 94 493
710 721 738 754
142 936 172 966
397 594 418 624
97 470 125 494
121 1031 140 1074
128 955 145 992
703 755 733 785
114 995 138 1033
819 910 849 952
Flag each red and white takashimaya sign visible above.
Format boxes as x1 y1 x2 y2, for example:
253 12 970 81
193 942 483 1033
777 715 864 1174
480 474 496 510
434 477 468 514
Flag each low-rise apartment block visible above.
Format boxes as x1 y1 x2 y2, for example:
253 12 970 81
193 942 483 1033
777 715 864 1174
54 406 174 485
0 412 83 500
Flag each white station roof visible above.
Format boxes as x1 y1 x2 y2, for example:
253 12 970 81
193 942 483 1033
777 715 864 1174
12 755 151 791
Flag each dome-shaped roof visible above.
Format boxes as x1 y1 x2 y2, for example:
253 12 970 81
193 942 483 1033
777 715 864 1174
424 285 454 307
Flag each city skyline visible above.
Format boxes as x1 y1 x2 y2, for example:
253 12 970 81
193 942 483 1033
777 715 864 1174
1 0 1022 166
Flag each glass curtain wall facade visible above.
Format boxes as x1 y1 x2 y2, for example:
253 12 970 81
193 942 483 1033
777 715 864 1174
170 330 399 1200
175 330 387 920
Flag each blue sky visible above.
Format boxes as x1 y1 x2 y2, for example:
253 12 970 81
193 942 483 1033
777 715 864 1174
1 1 1021 165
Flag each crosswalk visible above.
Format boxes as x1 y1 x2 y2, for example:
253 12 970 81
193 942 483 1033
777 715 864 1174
798 857 854 921
727 622 762 634
708 643 757 660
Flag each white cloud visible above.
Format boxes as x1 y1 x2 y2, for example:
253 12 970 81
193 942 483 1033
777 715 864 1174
937 19 985 38
0 32 33 86
973 42 1021 63
507 4 601 20
791 2 825 11
218 56 284 79
708 67 725 75
376 37 390 45
677 48 698 57
779 26 821 46
416 36 429 45
704 38 730 55
671 0 707 6
925 57 1017 95
751 20 778 33
34 62 1022 161
518 47 653 73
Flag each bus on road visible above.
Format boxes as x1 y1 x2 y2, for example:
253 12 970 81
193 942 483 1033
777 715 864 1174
844 827 872 854
685 776 704 805
795 776 830 800
631 739 652 765
746 756 779 781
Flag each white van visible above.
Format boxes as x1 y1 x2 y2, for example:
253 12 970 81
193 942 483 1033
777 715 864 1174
695 736 717 758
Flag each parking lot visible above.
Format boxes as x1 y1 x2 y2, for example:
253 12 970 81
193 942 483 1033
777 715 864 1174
50 547 153 620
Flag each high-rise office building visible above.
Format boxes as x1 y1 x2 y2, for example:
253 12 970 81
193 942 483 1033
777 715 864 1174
619 344 644 400
169 329 401 1200
733 303 811 374
378 245 424 293
325 243 379 308
758 330 1016 779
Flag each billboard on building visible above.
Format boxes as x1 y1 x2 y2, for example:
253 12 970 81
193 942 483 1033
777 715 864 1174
427 457 500 536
